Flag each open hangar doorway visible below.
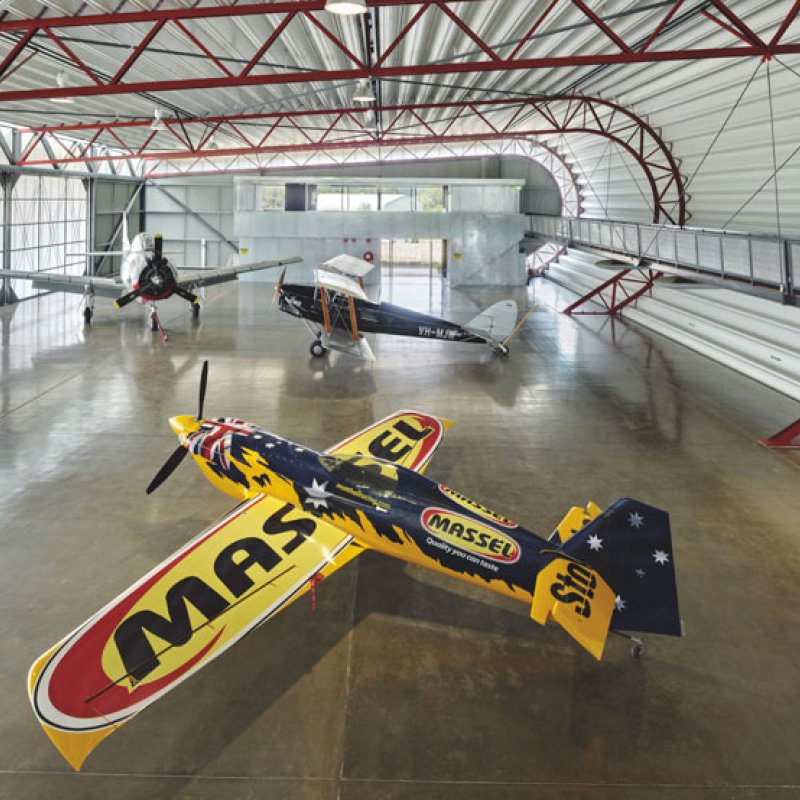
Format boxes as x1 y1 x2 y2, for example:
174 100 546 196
379 239 448 314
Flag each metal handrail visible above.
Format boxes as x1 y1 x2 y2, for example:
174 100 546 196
526 214 797 303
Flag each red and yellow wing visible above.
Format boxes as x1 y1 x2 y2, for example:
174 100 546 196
326 409 454 473
29 410 453 770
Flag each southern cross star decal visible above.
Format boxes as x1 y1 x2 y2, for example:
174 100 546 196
653 549 670 565
615 595 626 611
628 511 644 529
303 479 331 510
587 534 603 551
635 568 646 578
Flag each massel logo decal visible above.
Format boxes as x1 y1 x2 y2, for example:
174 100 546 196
333 411 443 470
421 508 521 564
31 498 347 733
438 485 518 528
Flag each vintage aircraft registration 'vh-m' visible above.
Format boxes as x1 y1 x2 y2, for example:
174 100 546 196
28 363 682 771
275 254 525 359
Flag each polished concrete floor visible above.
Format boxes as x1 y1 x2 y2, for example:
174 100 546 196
1 276 799 799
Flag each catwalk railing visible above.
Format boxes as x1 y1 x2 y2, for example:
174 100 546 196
527 214 798 302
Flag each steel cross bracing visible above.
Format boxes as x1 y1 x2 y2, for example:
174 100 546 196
15 96 684 224
0 0 799 103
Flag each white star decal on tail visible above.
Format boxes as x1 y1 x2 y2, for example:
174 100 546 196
614 595 626 611
304 479 331 510
628 511 644 529
587 534 603 551
635 568 646 578
653 549 670 565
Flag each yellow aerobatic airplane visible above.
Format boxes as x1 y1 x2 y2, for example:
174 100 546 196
28 363 682 771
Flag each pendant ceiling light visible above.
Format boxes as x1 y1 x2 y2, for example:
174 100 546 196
324 0 367 14
352 79 375 102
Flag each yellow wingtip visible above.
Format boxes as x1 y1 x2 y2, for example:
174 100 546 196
28 644 116 771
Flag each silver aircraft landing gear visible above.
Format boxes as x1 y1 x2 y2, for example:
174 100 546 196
148 303 168 343
83 292 95 325
309 337 328 358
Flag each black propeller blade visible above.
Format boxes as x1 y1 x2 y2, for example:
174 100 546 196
154 234 163 260
146 444 188 495
115 286 145 309
197 359 208 420
173 284 200 307
146 360 209 495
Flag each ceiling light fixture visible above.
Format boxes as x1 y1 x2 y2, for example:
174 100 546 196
352 79 375 102
50 71 74 104
324 0 367 14
151 107 165 131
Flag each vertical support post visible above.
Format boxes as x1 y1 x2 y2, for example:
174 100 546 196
1 172 19 305
85 177 96 275
782 238 796 305
747 235 754 285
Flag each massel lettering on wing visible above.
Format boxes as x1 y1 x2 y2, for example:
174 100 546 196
438 485 518 528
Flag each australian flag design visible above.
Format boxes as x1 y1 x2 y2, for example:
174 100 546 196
560 498 682 636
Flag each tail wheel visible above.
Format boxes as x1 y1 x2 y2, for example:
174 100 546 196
83 306 93 325
309 339 328 358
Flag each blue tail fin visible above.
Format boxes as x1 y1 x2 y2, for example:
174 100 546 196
559 498 682 636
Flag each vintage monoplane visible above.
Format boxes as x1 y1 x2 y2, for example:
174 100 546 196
275 254 525 359
4 220 300 340
28 363 681 771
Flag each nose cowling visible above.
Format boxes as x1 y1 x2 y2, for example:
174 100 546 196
170 415 202 442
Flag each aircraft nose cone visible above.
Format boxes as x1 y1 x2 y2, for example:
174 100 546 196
169 415 200 440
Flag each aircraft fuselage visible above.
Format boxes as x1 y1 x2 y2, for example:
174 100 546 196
180 416 546 605
279 283 489 344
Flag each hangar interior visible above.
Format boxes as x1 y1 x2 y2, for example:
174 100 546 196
1 1 800 798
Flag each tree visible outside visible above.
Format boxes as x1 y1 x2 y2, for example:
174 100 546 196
416 186 446 212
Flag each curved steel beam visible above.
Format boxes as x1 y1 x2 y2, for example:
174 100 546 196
17 96 685 224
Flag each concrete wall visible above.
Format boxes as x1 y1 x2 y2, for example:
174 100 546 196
146 156 557 285
236 209 527 287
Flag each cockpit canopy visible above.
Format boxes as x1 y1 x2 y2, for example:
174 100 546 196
318 453 398 499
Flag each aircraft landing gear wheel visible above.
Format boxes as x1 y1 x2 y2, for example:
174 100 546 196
192 304 200 319
630 641 644 659
150 314 159 332
83 306 93 325
309 339 328 358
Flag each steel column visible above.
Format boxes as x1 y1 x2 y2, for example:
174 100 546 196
1 172 19 305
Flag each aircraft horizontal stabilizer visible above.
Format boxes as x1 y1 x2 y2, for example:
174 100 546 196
531 558 616 660
465 300 518 343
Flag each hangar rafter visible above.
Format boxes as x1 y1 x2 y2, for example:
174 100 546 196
0 1 798 104
14 96 684 224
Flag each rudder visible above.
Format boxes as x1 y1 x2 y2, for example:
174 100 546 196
559 498 682 637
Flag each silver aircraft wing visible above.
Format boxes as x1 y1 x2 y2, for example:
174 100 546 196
177 256 302 290
1 270 123 298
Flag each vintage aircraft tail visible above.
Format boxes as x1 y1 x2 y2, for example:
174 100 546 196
465 300 518 345
531 498 681 659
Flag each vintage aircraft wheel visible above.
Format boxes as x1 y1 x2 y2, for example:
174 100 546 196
83 306 93 325
150 315 159 332
309 340 328 358
192 304 200 319
630 642 644 659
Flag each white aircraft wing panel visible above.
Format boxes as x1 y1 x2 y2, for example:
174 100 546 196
315 268 369 301
322 253 376 278
1 270 123 298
